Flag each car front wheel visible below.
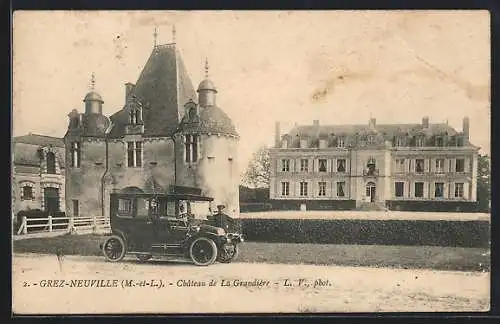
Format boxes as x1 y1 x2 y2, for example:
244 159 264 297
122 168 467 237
189 237 218 266
217 243 240 263
102 235 126 262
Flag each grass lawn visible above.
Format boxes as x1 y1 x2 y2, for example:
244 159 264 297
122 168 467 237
12 234 490 272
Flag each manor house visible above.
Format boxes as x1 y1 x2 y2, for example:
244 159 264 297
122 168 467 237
64 32 240 220
269 117 479 212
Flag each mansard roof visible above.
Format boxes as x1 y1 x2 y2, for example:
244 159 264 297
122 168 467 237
108 44 197 138
286 123 459 139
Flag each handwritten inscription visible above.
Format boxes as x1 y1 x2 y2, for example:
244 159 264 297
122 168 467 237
21 278 334 289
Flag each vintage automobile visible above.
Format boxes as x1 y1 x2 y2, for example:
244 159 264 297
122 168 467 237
100 186 244 266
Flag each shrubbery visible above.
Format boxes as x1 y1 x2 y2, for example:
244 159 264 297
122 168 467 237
239 218 490 248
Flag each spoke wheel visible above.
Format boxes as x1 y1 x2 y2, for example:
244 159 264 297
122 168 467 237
102 235 126 262
136 254 152 262
189 237 217 266
217 243 240 263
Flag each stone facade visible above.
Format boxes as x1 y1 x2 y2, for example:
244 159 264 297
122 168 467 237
269 117 480 211
64 42 240 220
12 134 66 223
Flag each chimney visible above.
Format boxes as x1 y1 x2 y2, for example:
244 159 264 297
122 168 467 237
422 116 429 129
369 117 376 128
463 116 470 140
313 120 319 127
275 122 281 148
125 83 135 102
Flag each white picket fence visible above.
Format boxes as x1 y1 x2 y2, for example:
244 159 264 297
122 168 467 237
16 215 111 236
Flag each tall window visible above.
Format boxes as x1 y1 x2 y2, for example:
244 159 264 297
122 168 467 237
70 142 81 168
435 159 445 173
368 135 375 144
281 182 290 196
337 137 345 148
318 182 326 196
434 182 444 198
395 182 404 197
415 137 424 147
396 137 405 147
281 159 290 172
184 135 198 163
127 141 143 167
72 200 79 217
337 182 346 197
46 152 56 174
318 159 327 172
455 183 464 198
300 159 308 172
414 182 424 198
395 159 405 173
456 159 465 173
456 137 464 147
337 159 346 172
415 159 425 173
300 182 308 196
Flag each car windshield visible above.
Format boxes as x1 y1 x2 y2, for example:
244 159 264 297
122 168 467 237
179 200 211 220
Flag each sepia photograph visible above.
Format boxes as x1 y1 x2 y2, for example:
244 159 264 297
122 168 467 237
11 10 491 314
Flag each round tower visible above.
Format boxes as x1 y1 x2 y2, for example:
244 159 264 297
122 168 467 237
83 73 104 115
178 63 240 217
197 58 217 107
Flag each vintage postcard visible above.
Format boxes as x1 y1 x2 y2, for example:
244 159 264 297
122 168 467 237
12 10 491 314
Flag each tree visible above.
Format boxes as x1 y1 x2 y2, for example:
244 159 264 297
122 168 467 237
242 145 271 188
477 154 491 212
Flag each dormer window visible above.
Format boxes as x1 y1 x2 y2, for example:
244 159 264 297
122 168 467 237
368 135 375 144
415 137 424 147
129 108 142 125
456 137 464 147
396 137 405 147
337 137 345 148
435 136 444 147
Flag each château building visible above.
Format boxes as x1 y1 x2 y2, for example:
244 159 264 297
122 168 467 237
269 117 480 212
64 29 240 220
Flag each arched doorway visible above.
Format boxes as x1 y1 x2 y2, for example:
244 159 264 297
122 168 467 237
366 182 376 202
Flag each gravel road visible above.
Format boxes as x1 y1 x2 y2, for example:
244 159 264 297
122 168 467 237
13 253 489 314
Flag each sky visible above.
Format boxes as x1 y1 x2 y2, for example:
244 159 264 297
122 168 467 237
13 10 491 175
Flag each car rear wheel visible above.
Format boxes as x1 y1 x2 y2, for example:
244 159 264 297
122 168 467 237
136 253 152 262
189 237 217 266
102 235 126 262
217 243 240 263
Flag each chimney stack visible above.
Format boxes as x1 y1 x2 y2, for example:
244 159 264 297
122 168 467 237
463 116 470 140
275 121 281 148
125 83 135 102
422 116 429 129
313 120 319 127
369 117 376 128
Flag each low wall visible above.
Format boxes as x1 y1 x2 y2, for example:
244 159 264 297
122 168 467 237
239 218 490 248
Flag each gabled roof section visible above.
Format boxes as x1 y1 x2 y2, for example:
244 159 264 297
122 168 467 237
109 44 197 138
13 134 65 147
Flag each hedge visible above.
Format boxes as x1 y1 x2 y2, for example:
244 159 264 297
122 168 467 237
239 218 490 248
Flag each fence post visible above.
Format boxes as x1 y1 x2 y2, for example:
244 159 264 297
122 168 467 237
22 216 27 235
93 215 97 234
68 217 74 234
48 216 53 232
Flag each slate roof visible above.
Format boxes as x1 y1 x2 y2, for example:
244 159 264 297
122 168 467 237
13 134 65 168
109 44 197 138
180 105 239 137
13 134 65 147
285 123 459 139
